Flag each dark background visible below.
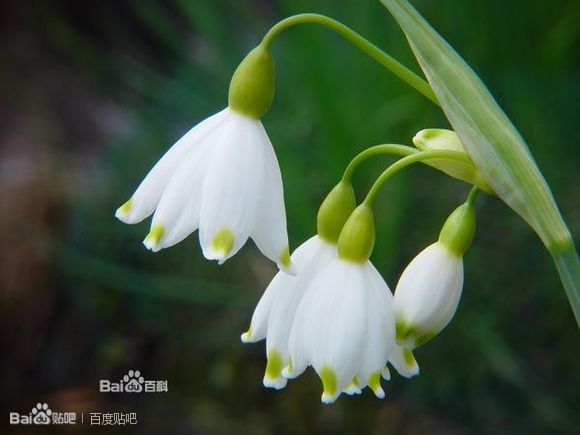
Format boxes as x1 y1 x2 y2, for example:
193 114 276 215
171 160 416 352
1 0 579 433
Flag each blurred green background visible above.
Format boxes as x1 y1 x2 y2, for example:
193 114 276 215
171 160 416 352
1 0 578 433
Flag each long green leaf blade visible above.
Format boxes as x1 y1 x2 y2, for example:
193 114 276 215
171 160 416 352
380 0 579 325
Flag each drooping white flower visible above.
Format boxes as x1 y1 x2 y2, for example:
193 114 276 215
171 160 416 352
285 258 395 403
394 241 463 348
241 235 337 389
115 107 291 271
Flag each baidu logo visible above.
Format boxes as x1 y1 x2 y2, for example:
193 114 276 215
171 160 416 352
9 403 76 425
100 369 168 393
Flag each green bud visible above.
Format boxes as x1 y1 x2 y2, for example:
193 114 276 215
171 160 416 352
337 204 375 263
413 129 493 194
438 202 476 257
317 181 356 243
228 45 275 119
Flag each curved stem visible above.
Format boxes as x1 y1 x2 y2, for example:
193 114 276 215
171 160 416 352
261 13 439 105
466 186 480 207
363 150 472 206
341 144 418 183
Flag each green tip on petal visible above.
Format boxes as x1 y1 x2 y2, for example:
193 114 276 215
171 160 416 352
382 367 391 381
240 327 252 343
265 350 284 381
143 224 165 250
320 366 338 398
282 358 295 379
119 198 132 214
368 372 384 398
279 246 291 268
403 348 417 367
212 229 235 257
344 376 361 395
115 198 133 219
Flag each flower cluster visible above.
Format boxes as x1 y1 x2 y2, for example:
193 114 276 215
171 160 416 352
241 193 474 403
116 31 479 404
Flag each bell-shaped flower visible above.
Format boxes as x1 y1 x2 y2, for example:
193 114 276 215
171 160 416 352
115 45 292 270
241 235 338 389
240 181 356 389
285 204 396 403
394 200 476 347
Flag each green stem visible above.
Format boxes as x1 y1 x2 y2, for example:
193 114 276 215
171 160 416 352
466 186 480 207
341 144 418 183
261 13 439 105
363 150 472 206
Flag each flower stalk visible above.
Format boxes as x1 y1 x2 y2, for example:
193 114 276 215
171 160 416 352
260 13 439 105
362 150 472 206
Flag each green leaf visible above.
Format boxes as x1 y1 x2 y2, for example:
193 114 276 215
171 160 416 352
380 0 580 326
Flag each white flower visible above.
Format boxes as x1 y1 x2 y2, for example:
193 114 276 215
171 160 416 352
285 258 395 404
241 235 337 389
115 107 291 271
394 242 463 348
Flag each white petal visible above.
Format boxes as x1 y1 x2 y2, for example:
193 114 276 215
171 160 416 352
116 108 228 224
394 242 463 346
388 344 420 378
263 237 337 385
291 259 367 403
199 110 266 264
250 127 291 272
355 263 395 398
240 271 287 344
143 127 220 252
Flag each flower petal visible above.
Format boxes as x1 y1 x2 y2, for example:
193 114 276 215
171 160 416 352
290 259 367 403
143 127 219 252
250 127 291 272
116 108 228 224
355 263 395 398
263 236 337 387
388 344 420 378
199 110 266 264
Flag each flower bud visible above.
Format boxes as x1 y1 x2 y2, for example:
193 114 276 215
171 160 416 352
413 129 493 194
394 200 476 347
394 242 463 348
228 45 275 119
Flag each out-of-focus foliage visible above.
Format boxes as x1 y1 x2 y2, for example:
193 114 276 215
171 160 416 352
0 0 578 434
